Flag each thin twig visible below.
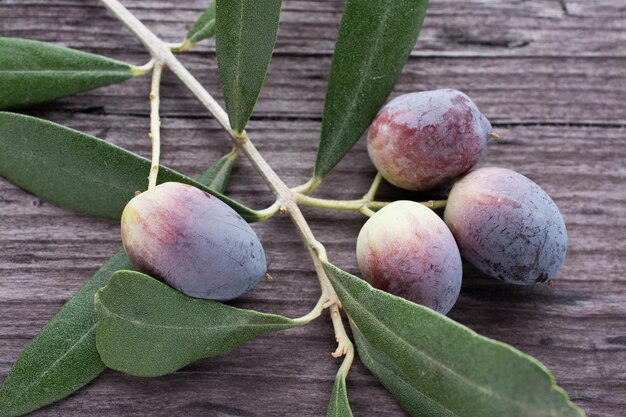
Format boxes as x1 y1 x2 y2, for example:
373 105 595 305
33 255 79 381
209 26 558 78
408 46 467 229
147 61 163 190
359 206 376 218
363 172 383 202
329 305 353 359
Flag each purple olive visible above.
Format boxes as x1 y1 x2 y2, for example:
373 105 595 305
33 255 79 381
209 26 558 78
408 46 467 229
356 201 462 314
444 167 568 285
367 89 492 191
121 182 267 300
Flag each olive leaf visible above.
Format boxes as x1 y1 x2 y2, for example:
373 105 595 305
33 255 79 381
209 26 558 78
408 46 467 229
0 252 133 417
0 112 261 222
326 371 353 417
196 147 238 193
0 153 241 417
95 271 302 377
323 262 586 417
313 0 429 182
184 1 217 47
215 0 282 134
0 37 140 110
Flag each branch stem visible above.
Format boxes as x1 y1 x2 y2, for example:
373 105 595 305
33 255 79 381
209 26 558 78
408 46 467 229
330 305 353 359
100 0 344 354
147 61 163 190
296 194 447 213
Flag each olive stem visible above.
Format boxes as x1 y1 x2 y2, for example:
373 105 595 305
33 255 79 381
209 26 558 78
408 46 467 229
100 0 345 356
337 340 355 379
147 61 163 190
295 194 446 213
359 206 375 218
424 199 448 209
130 57 155 76
329 304 353 358
363 172 383 202
295 194 385 211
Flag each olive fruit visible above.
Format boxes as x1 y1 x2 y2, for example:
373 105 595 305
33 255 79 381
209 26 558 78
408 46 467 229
444 167 567 284
367 89 492 191
356 200 462 314
121 182 267 300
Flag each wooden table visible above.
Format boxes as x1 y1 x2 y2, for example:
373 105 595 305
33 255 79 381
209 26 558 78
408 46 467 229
1 1 624 416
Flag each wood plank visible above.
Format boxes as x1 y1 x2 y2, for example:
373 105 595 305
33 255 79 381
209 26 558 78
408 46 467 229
2 54 623 125
1 0 625 416
1 119 625 415
1 0 625 58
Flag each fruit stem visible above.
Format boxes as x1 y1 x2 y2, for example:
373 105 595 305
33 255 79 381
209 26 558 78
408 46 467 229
147 61 163 190
100 0 345 355
423 199 448 209
295 195 368 211
295 194 445 214
363 172 383 202
359 206 375 218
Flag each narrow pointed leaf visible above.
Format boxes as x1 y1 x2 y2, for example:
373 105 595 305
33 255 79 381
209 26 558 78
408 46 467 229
0 112 261 222
95 271 301 377
324 262 586 417
313 0 429 181
0 37 139 110
0 152 238 417
185 2 217 46
326 372 353 417
0 252 133 417
216 0 282 133
196 148 238 193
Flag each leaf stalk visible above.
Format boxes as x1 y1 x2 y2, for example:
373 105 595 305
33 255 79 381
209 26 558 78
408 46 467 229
130 57 155 76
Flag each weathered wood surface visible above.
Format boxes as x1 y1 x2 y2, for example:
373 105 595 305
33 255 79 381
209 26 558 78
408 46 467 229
1 0 625 416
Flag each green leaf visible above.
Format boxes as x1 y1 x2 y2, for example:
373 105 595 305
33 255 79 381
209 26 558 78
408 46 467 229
215 0 282 133
0 37 139 110
0 112 261 222
326 372 353 417
313 0 429 182
95 271 302 377
0 146 239 417
185 2 217 46
324 262 586 417
196 147 238 193
0 251 133 417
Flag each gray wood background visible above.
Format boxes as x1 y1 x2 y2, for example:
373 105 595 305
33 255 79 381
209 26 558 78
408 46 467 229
1 0 625 416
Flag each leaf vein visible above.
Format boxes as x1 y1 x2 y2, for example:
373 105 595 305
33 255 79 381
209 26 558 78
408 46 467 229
333 274 549 415
324 5 390 157
2 324 98 409
97 298 295 332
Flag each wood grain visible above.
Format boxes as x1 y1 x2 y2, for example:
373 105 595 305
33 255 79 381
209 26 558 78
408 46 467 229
1 1 625 416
